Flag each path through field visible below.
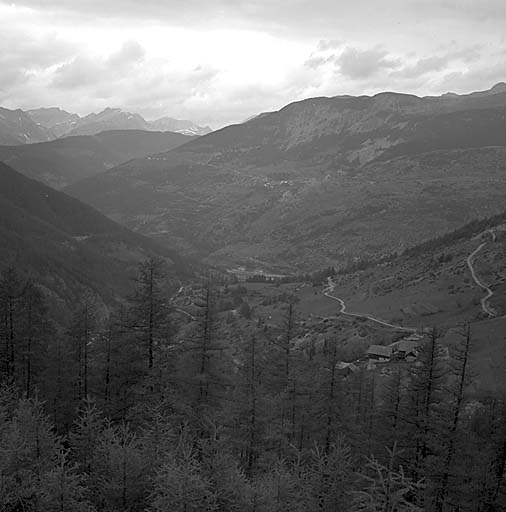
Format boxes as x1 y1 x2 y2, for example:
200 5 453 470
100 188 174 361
323 277 418 332
466 229 497 317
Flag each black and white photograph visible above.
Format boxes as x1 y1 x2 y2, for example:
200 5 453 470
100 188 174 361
1 1 506 510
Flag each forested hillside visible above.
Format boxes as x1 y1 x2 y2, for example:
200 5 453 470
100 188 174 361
0 162 183 315
0 130 192 189
1 255 506 511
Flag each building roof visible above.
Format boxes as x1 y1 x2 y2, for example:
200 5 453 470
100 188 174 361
367 345 392 358
336 361 360 373
391 339 419 353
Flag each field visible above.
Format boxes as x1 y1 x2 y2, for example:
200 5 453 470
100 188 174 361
231 226 506 392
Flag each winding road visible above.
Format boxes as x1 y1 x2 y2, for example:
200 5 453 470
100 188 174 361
466 229 497 317
323 277 418 332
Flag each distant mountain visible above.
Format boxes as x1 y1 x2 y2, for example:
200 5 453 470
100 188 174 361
149 117 212 136
0 129 193 189
66 108 149 136
0 161 184 313
27 107 80 137
67 83 506 271
23 107 212 139
0 107 53 145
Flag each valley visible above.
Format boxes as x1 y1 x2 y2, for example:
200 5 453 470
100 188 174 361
66 85 506 273
3 84 506 512
3 2 506 509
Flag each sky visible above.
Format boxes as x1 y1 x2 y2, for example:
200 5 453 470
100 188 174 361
1 0 506 128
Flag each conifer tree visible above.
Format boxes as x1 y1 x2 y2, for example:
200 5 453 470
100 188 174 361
94 422 148 511
94 308 143 419
228 333 269 474
302 439 355 511
265 300 306 456
149 440 218 512
352 444 423 512
41 448 93 512
69 299 97 401
18 280 51 397
69 397 104 476
178 278 233 434
0 267 23 382
434 324 472 511
130 257 171 373
44 331 77 433
0 394 63 510
403 329 448 506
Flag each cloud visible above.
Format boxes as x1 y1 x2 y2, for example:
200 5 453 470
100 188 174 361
336 47 400 79
0 26 76 71
107 40 145 68
0 24 77 98
52 57 101 89
1 0 505 127
316 39 342 52
393 46 483 79
0 69 26 92
305 39 344 69
436 62 506 95
10 0 506 37
51 41 147 92
394 55 449 79
304 55 328 70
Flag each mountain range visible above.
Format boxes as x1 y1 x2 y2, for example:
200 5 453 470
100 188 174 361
0 107 53 145
0 106 211 145
66 82 506 272
0 129 193 189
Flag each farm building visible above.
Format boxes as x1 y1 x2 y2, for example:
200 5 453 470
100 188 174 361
335 361 360 377
366 345 392 362
390 338 419 358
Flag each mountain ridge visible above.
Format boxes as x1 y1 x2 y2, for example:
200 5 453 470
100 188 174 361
28 106 212 138
0 129 193 188
66 82 506 271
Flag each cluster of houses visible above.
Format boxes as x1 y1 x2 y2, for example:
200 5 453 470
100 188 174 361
366 333 423 365
333 333 425 378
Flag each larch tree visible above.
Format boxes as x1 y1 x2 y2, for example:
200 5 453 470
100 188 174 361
0 267 23 382
68 298 98 402
19 279 51 398
403 329 448 506
130 257 171 375
434 324 473 511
